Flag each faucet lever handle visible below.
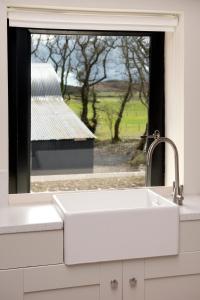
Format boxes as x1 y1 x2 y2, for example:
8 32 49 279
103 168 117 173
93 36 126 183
140 134 153 139
141 130 161 140
173 181 175 191
153 130 160 140
180 184 184 195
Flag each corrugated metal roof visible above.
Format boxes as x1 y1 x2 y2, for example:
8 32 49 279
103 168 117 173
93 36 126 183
31 63 95 141
32 63 62 97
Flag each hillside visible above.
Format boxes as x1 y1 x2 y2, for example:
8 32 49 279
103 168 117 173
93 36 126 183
65 80 148 96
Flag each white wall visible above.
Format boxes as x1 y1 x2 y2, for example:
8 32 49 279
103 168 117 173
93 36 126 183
0 0 8 206
1 0 200 204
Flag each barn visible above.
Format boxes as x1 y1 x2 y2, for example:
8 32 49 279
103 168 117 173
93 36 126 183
31 63 95 174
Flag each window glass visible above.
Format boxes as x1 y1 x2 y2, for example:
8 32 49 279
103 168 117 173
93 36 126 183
31 34 150 192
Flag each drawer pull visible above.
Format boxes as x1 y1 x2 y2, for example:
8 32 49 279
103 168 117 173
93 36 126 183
129 277 137 287
110 279 118 289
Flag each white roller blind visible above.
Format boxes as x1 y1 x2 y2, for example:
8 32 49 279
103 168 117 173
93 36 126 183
8 8 179 32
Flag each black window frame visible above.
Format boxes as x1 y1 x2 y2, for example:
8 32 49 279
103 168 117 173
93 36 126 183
8 26 165 193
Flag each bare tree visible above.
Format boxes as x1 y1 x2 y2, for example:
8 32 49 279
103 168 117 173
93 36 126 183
129 36 149 108
113 36 149 143
99 102 118 140
49 36 76 97
31 34 41 55
113 36 133 142
129 36 149 151
90 87 98 134
32 35 76 98
73 35 116 133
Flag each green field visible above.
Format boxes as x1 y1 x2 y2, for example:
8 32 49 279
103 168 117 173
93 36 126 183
67 96 148 141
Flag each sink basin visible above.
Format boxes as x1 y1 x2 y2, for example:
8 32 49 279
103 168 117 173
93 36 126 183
54 189 179 265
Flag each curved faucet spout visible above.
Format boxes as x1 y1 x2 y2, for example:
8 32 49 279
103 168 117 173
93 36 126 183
146 131 183 205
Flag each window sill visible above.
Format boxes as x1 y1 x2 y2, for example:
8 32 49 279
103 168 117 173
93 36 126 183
8 185 172 205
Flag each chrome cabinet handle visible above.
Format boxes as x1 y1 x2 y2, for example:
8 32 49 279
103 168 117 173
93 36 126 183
110 279 118 289
129 277 137 287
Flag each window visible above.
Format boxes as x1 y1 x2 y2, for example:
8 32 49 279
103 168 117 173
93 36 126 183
8 27 165 193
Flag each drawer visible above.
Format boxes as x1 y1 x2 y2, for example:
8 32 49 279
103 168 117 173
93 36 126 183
180 220 200 252
24 263 100 292
24 285 99 300
145 251 200 279
0 230 63 269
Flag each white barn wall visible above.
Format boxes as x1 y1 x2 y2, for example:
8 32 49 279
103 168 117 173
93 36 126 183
0 0 199 202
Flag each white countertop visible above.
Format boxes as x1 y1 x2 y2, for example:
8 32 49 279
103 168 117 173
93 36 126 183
179 194 200 221
0 204 63 234
0 189 200 235
151 187 200 221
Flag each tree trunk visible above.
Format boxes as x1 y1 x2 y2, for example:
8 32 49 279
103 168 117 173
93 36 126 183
90 88 98 133
80 84 96 132
60 81 65 97
113 83 132 142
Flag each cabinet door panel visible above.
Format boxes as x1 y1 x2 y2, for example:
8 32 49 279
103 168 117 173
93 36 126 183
123 260 144 300
0 269 23 300
145 274 200 300
24 285 99 300
100 261 122 300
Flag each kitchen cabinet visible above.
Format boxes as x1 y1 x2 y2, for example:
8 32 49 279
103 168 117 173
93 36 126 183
99 260 144 300
2 218 200 300
2 257 200 300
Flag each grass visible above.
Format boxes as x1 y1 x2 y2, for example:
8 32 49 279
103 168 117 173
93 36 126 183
66 94 148 141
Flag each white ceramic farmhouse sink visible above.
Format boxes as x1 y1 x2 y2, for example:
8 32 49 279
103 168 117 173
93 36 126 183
54 189 179 265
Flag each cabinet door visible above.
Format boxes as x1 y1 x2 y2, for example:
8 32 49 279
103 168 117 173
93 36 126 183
123 260 145 300
0 269 23 300
145 274 200 300
100 261 122 300
24 285 99 300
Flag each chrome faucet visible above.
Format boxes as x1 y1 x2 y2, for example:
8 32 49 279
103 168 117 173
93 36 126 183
146 130 184 205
